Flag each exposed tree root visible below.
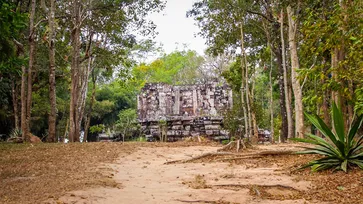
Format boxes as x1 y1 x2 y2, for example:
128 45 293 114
175 199 216 203
164 152 237 165
217 140 247 152
216 150 295 162
217 141 235 152
212 184 299 191
252 150 295 156
165 150 295 165
215 156 263 162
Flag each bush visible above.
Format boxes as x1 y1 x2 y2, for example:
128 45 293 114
294 102 363 172
90 124 105 134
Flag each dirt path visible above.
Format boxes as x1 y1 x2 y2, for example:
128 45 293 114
53 145 319 204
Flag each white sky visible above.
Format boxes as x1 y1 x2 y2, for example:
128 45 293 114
147 0 207 57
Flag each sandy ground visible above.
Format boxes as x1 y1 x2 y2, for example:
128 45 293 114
48 145 322 204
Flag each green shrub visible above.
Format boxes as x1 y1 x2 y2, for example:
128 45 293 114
221 140 230 145
90 124 105 134
294 102 363 172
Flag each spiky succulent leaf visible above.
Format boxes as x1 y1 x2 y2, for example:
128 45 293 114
305 134 343 157
348 115 363 145
350 160 363 169
341 160 348 172
294 104 363 172
332 102 345 143
304 112 337 143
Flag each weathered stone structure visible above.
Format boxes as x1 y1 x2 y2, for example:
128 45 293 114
137 82 233 141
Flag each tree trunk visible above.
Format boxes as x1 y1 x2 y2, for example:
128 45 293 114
47 0 57 142
262 7 288 143
69 0 82 142
347 80 354 126
77 32 94 142
63 118 69 142
280 9 293 139
331 48 339 106
275 45 288 142
13 40 24 133
287 6 304 139
22 0 37 142
240 22 256 143
269 44 274 143
84 69 97 142
12 80 20 130
250 73 259 144
321 58 330 128
21 64 27 140
239 23 249 139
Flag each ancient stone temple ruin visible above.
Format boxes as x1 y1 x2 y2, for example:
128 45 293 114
137 82 233 141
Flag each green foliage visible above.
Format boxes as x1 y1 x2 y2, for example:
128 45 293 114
0 0 27 74
293 103 363 172
132 50 204 86
222 95 243 139
116 108 139 141
91 80 137 128
222 58 243 92
221 140 230 145
90 124 105 134
300 1 363 117
92 100 115 119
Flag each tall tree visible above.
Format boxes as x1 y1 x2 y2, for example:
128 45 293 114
188 0 262 142
43 0 57 142
280 9 293 139
287 5 304 138
68 0 82 142
67 0 165 142
20 0 37 142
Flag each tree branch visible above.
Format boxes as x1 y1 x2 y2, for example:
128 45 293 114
246 10 274 23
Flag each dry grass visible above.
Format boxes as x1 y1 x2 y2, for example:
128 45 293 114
0 141 221 204
182 144 363 204
2 141 362 204
0 142 137 204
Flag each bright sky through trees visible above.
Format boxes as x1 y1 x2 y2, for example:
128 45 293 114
147 0 207 56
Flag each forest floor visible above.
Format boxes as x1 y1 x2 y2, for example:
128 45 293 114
1 142 362 204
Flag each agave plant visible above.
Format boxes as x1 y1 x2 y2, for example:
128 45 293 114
294 103 363 172
9 128 22 138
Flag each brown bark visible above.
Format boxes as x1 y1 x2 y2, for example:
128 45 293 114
11 80 20 129
69 0 82 142
47 0 57 142
240 22 257 143
287 6 304 138
77 33 93 142
331 48 339 106
83 68 97 142
261 5 288 143
276 46 288 142
321 58 330 127
250 76 259 144
347 80 354 126
280 9 293 139
21 0 37 142
268 43 274 143
239 23 249 139
21 63 27 140
322 89 330 127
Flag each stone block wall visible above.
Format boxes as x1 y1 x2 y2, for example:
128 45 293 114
137 82 233 140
